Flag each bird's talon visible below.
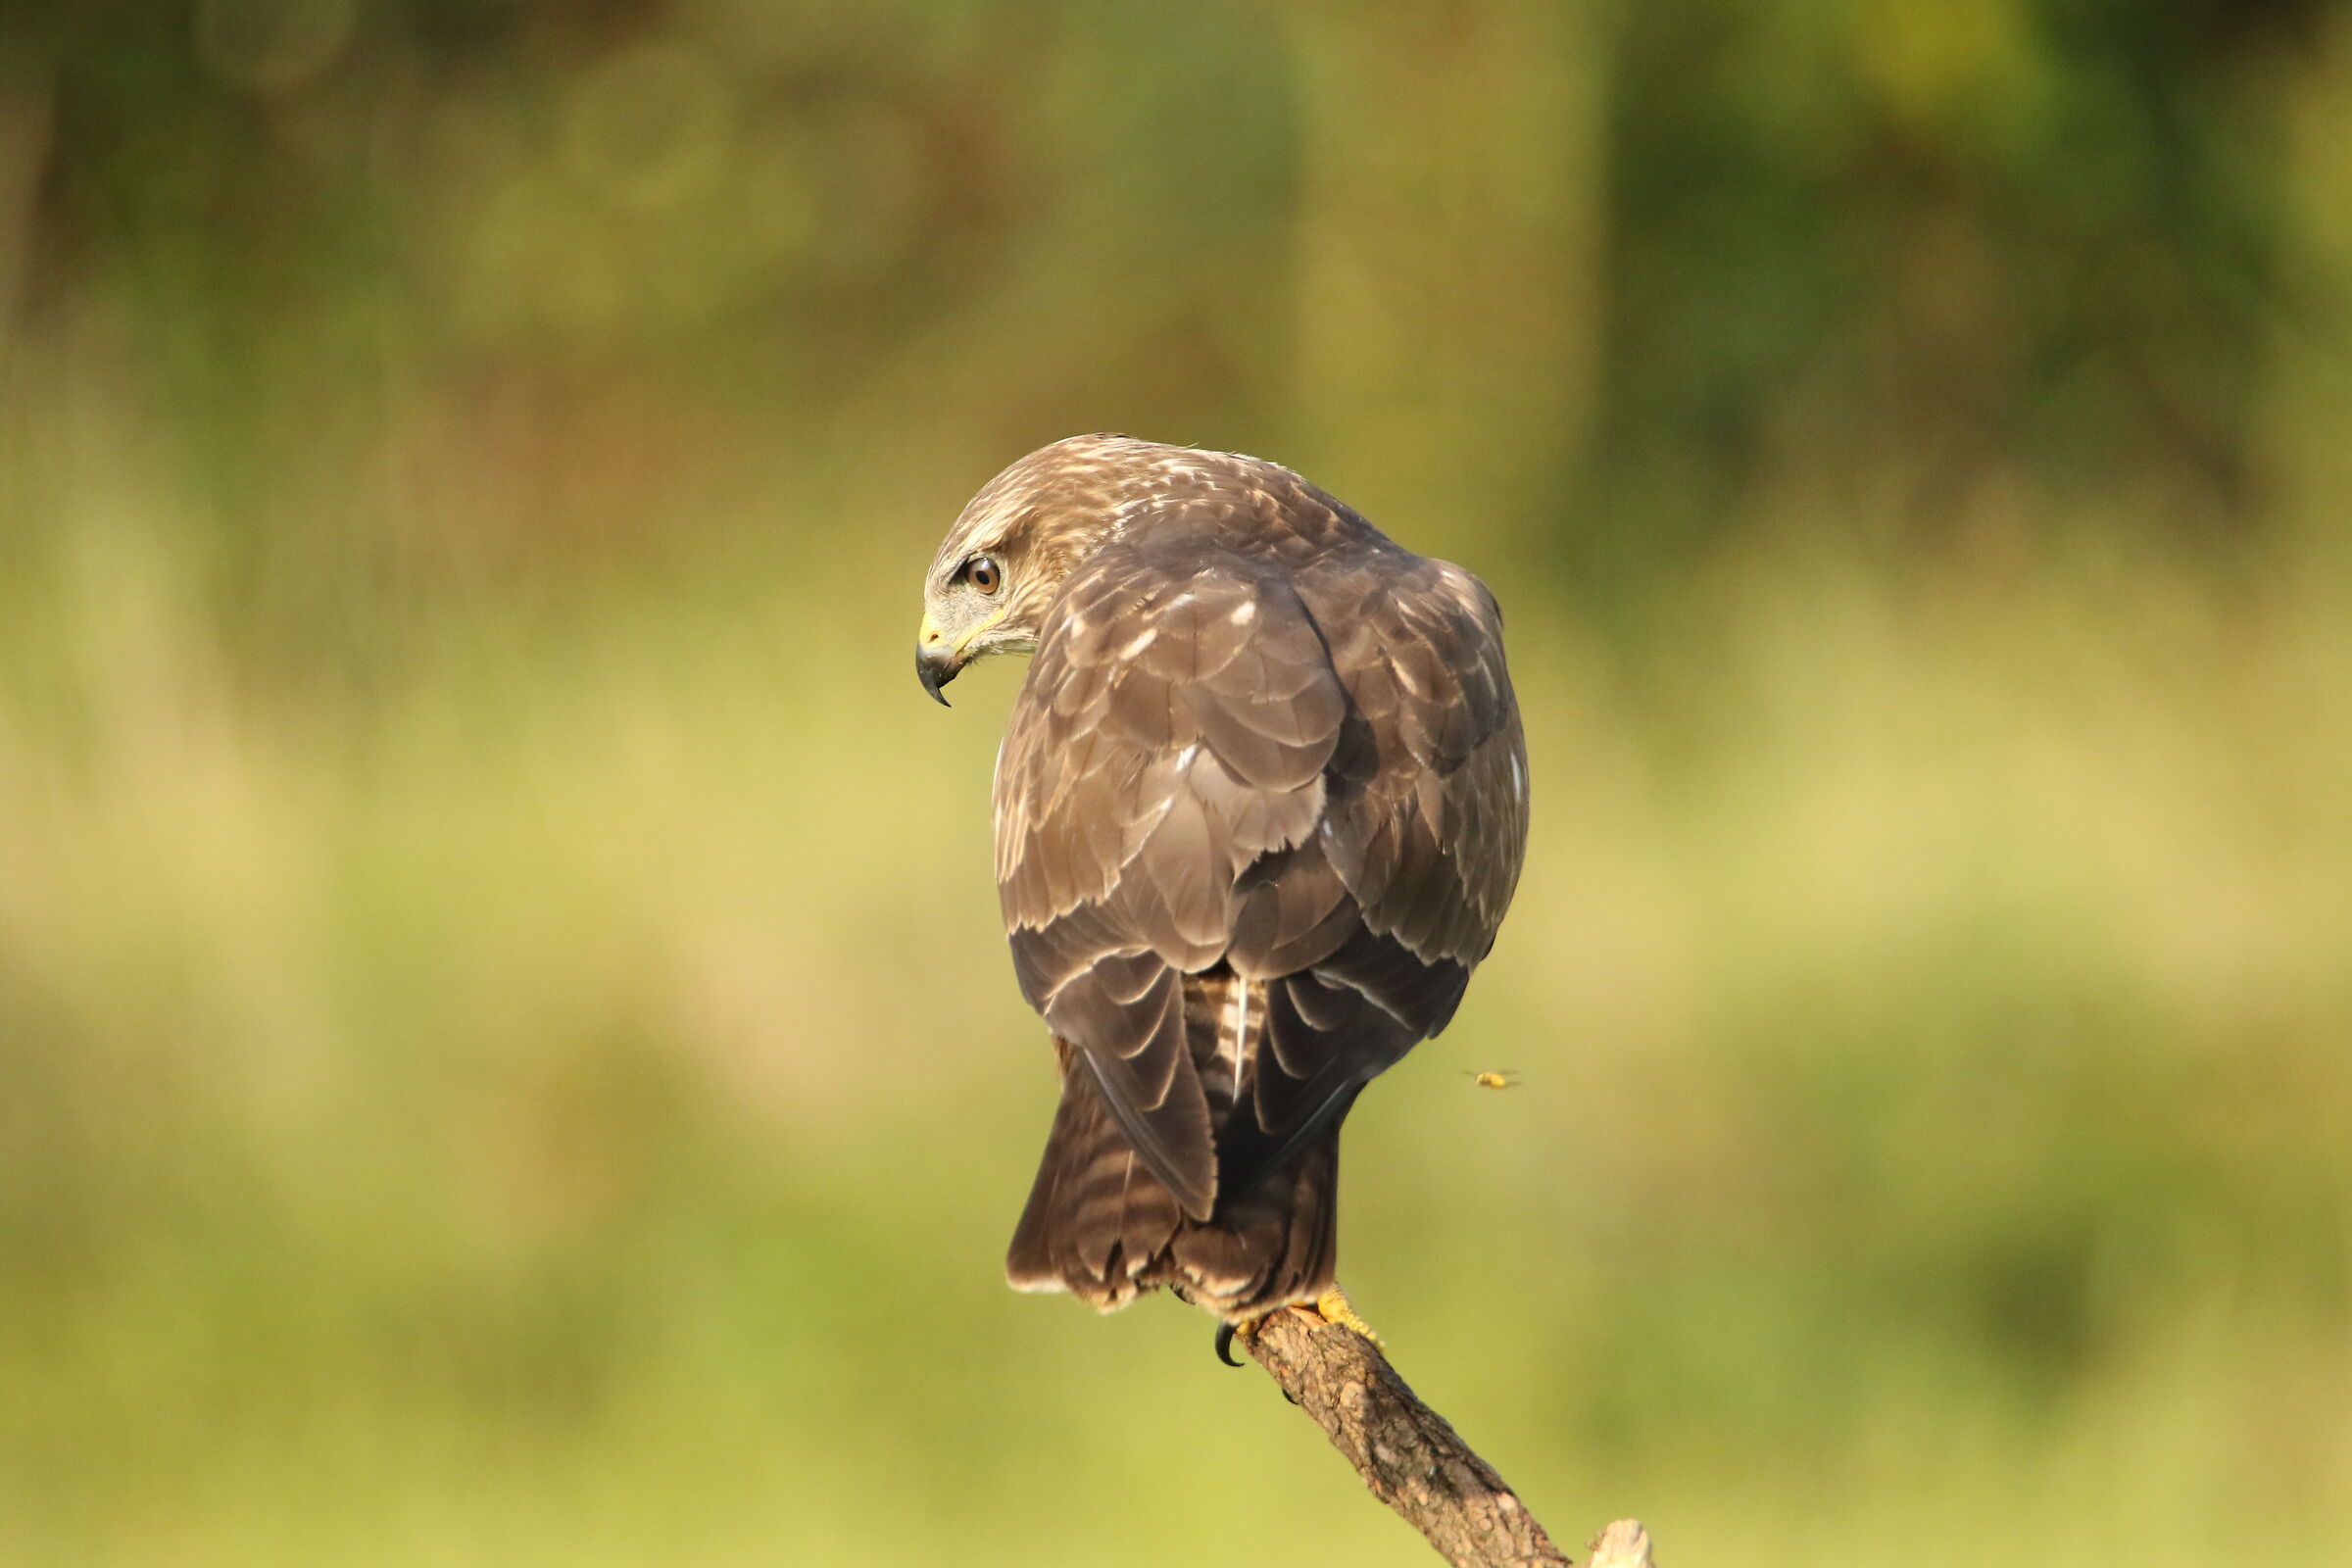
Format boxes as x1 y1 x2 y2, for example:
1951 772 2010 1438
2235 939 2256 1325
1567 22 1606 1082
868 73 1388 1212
1315 1287 1382 1345
1214 1320 1244 1367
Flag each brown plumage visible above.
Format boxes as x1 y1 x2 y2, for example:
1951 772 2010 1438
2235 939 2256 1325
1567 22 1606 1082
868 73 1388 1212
915 435 1527 1320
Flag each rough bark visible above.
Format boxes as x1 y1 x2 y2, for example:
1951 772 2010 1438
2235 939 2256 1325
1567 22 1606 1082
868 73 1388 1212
1239 1304 1651 1568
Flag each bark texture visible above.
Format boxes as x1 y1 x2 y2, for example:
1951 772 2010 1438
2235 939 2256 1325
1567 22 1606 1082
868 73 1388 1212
1240 1304 1652 1567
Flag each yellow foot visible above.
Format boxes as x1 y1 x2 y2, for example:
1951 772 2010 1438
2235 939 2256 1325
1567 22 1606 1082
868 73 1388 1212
1315 1287 1382 1346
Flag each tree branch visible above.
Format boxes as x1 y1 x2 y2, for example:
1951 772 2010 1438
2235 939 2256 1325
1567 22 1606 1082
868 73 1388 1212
1239 1305 1651 1568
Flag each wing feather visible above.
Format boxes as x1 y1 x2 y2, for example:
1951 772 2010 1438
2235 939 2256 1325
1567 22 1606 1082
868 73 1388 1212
996 514 1528 1220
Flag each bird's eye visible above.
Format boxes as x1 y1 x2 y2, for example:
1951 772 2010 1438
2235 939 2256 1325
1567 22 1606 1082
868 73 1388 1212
967 556 1002 595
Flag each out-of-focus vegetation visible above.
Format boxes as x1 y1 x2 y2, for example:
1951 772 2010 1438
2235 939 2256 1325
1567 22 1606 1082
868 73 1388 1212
1 2 2347 1564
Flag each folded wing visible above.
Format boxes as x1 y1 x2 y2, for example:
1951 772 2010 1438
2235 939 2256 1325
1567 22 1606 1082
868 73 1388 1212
996 523 1526 1222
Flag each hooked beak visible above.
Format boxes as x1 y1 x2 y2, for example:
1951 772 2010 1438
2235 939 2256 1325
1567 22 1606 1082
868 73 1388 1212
915 643 958 706
916 614 958 707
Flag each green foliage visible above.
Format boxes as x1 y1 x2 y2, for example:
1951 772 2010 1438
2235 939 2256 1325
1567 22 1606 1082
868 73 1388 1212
1 3 2349 1563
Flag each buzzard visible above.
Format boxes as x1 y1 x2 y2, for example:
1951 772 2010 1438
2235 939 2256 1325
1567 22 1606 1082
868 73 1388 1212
916 435 1527 1338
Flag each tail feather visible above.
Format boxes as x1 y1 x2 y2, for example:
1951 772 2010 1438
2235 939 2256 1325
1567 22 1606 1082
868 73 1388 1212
1005 1051 1186 1308
1169 1126 1339 1315
1006 1039 1340 1318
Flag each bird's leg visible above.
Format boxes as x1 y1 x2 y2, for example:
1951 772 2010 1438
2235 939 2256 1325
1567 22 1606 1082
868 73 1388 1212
1214 1288 1379 1365
1315 1286 1381 1345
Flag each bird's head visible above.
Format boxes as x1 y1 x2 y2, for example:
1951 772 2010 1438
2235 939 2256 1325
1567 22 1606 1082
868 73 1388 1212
916 433 1174 705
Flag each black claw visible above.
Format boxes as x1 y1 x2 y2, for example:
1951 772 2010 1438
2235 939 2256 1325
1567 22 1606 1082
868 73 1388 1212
1214 1321 1244 1367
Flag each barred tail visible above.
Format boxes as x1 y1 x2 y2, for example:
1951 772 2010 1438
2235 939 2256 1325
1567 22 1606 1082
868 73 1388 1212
1005 1044 1341 1320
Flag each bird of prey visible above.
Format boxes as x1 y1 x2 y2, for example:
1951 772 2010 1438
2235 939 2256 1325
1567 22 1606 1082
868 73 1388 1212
915 434 1527 1340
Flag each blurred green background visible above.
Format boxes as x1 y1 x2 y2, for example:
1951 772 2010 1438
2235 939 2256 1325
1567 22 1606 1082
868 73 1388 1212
1 2 2347 1563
